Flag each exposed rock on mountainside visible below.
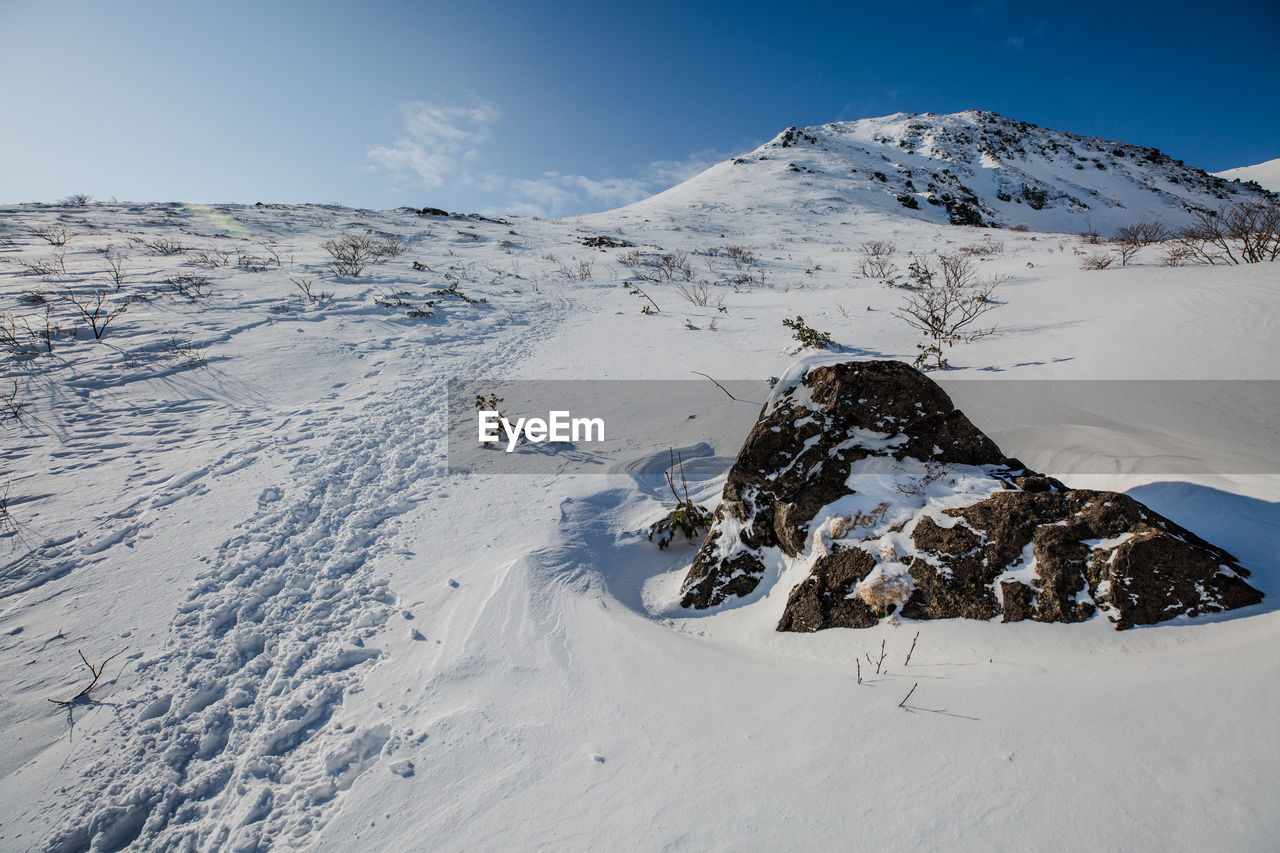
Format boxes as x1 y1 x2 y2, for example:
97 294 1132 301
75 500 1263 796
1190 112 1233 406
680 361 1262 631
627 111 1276 234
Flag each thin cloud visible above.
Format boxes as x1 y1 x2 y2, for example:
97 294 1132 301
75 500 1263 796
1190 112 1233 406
370 97 729 217
367 97 502 189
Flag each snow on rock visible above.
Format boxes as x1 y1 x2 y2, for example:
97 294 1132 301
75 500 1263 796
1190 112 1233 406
682 360 1263 631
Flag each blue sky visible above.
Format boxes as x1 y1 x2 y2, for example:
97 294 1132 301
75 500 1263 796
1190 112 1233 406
2 0 1277 216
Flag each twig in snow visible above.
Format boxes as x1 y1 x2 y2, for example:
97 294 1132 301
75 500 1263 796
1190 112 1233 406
49 648 128 707
690 371 763 406
904 631 919 666
899 682 918 708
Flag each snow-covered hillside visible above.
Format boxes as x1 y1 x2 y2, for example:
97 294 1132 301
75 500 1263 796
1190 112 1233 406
1216 156 1280 193
629 110 1273 234
1 116 1279 851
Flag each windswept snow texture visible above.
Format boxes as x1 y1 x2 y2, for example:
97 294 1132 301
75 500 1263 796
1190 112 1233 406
631 110 1275 235
1 112 1279 852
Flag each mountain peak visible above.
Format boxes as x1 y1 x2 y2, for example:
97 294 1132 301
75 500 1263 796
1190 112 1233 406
624 111 1273 234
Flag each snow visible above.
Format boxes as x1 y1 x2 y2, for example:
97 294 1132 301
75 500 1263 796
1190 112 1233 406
1215 157 1280 192
1 118 1279 851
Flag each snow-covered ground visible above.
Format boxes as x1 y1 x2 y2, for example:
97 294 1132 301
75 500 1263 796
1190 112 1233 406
1216 157 1280 192
2 123 1279 851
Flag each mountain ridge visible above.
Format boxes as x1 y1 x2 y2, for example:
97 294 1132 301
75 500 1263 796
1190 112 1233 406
616 110 1274 235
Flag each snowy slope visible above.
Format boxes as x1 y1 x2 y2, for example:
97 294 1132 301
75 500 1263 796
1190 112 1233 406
1 130 1278 852
625 110 1274 235
1215 156 1280 193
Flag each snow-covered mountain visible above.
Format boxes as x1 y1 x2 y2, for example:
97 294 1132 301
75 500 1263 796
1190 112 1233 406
1215 156 1280 193
2 113 1280 852
623 110 1273 234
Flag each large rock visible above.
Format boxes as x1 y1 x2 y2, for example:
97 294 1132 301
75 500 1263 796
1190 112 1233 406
680 360 1262 631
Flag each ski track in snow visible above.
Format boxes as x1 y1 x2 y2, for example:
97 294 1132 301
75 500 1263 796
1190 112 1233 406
36 291 570 852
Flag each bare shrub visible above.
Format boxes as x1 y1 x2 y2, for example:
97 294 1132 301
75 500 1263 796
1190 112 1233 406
723 245 756 267
31 226 73 247
8 256 62 277
674 281 715 307
1 380 22 425
1219 200 1280 263
829 502 891 539
1114 221 1171 246
619 249 692 282
1174 201 1280 265
189 248 232 269
236 252 270 272
0 313 28 352
857 240 897 278
958 238 1004 257
1080 252 1115 270
163 274 210 300
104 250 128 290
893 460 953 496
143 238 188 256
321 234 404 277
165 336 206 368
0 479 16 534
892 253 999 369
59 193 92 207
64 290 127 339
657 250 692 281
293 277 333 306
1112 240 1141 267
559 259 593 281
1158 244 1196 267
33 305 60 353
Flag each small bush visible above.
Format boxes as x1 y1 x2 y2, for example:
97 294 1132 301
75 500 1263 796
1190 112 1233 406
143 238 189 256
674 281 716 307
1114 221 1171 246
189 248 232 269
893 253 999 370
857 240 896 278
31 226 73 247
163 274 210 300
648 451 712 549
292 277 332 307
64 289 127 339
1174 200 1280 265
321 234 405 277
783 315 834 350
1080 252 1115 270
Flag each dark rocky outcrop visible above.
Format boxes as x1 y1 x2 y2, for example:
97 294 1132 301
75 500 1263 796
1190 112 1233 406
679 360 1263 632
680 361 1008 610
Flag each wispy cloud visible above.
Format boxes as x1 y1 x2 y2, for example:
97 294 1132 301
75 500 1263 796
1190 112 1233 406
368 97 728 217
367 96 502 189
1003 35 1025 51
